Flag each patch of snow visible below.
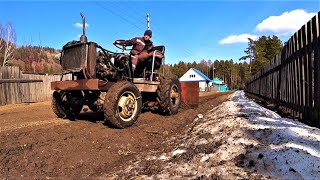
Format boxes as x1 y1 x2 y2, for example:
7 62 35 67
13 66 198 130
196 138 209 145
159 154 168 161
233 91 320 179
109 91 320 179
200 154 210 162
197 114 204 119
172 149 186 156
270 142 320 158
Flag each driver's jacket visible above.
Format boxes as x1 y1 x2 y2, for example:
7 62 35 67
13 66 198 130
118 37 154 56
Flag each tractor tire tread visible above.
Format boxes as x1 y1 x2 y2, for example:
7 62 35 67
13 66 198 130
52 92 66 118
104 81 141 128
157 76 181 114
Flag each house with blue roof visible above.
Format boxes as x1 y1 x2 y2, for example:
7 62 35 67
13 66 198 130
179 68 212 91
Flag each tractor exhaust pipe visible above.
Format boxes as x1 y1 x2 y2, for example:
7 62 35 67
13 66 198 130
80 13 87 43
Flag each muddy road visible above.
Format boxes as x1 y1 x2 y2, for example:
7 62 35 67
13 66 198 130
0 92 232 179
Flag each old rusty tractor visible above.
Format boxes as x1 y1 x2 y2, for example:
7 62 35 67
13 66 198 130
51 13 181 128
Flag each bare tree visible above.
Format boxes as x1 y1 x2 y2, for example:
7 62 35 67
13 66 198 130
0 24 4 60
2 23 16 66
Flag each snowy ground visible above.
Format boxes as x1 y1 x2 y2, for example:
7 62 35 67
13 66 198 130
106 91 320 179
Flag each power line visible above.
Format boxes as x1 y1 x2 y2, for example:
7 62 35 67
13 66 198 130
94 1 143 30
93 1 145 40
93 1 208 64
122 1 148 27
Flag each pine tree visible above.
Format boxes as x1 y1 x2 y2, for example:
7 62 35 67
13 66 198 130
252 35 282 74
239 38 254 74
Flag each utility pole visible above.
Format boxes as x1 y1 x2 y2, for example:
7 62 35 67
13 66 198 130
147 13 150 30
212 66 215 79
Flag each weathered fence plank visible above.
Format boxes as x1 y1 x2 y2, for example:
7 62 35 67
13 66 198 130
245 12 320 128
312 14 320 126
307 20 314 124
0 66 71 105
0 79 43 83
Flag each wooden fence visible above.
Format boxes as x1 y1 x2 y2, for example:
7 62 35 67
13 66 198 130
0 66 70 105
245 12 320 128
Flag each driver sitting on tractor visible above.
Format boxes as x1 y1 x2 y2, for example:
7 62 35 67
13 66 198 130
114 30 164 71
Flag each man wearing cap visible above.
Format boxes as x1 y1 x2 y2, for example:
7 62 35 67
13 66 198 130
114 30 163 71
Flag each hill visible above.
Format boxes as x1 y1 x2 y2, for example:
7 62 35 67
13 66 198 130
10 46 62 74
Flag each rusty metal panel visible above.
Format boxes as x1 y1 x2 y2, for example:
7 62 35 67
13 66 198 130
134 83 158 92
51 79 116 91
87 42 97 78
61 42 87 73
133 78 159 92
180 82 199 108
133 78 160 85
51 79 99 90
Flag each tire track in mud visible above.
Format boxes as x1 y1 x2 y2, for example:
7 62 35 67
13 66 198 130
0 119 69 133
0 92 233 179
0 101 69 133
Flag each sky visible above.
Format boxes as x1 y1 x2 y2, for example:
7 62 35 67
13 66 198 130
0 0 319 64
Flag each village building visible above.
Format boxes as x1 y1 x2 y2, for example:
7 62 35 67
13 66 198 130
179 68 211 92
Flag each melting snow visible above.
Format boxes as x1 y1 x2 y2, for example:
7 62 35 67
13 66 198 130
108 91 320 179
172 149 186 156
234 91 320 179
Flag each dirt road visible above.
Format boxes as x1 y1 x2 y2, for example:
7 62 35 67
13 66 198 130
0 92 232 179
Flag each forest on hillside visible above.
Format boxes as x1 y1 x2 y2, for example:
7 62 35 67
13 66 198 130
0 23 61 74
161 35 283 89
0 23 283 89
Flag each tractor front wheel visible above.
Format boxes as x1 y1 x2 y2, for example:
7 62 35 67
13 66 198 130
103 81 142 128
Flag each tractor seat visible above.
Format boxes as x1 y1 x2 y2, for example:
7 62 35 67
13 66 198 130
153 45 165 54
145 45 165 70
134 46 165 78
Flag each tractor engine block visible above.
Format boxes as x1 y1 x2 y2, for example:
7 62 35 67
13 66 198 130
95 51 130 81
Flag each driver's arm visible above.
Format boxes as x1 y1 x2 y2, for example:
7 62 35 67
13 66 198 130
147 42 154 52
116 38 137 46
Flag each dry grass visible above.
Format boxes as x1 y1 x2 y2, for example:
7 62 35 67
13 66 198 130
199 91 218 97
0 101 50 111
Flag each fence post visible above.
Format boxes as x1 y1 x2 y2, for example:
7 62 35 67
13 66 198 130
306 20 314 124
312 13 320 127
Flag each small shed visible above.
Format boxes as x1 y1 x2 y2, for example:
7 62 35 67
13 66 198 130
212 77 228 91
179 68 211 91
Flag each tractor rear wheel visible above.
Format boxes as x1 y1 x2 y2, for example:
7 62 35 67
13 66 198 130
88 92 105 112
103 81 142 128
52 90 83 119
157 76 181 115
88 104 103 112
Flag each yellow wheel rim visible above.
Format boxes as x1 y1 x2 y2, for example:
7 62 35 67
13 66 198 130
117 91 138 122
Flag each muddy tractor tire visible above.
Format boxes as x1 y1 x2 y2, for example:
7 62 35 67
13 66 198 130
103 81 142 128
52 90 83 120
88 104 103 112
88 92 105 112
157 76 181 115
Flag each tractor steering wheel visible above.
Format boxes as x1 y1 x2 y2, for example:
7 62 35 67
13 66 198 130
113 40 131 52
